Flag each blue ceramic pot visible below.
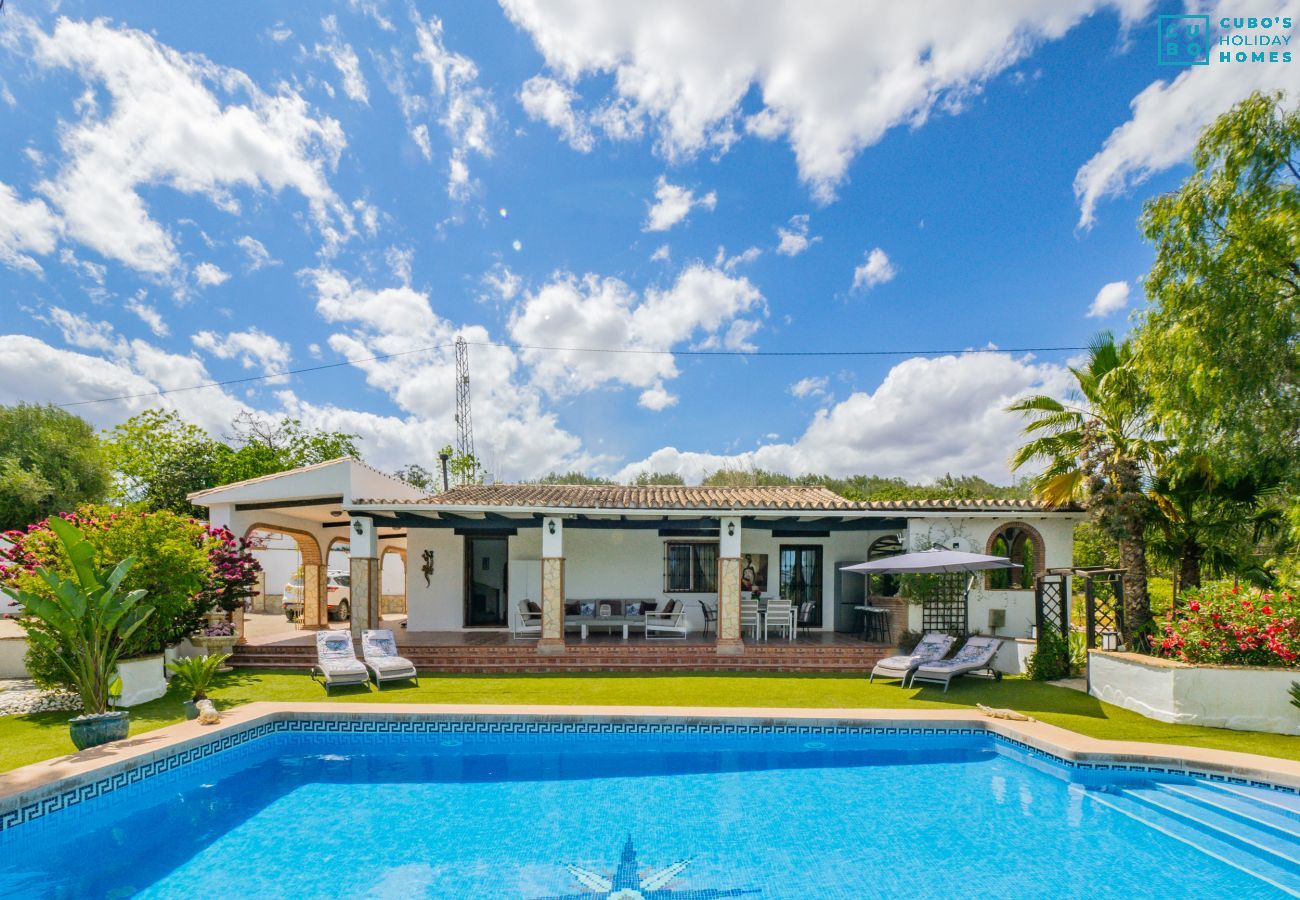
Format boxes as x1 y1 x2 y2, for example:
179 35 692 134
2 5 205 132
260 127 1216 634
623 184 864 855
68 711 130 750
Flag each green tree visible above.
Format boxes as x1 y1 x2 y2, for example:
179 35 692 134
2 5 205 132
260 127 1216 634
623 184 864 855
1138 91 1299 492
1149 459 1287 593
632 471 686 486
1008 333 1164 647
436 444 482 486
0 404 109 531
395 464 437 491
102 409 226 514
220 413 360 482
539 471 616 485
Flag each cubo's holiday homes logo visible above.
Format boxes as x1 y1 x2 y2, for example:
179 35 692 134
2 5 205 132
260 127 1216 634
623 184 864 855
1158 15 1210 65
1159 14 1293 66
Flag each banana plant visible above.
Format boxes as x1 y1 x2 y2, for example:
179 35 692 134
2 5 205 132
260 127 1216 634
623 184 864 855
1 517 152 715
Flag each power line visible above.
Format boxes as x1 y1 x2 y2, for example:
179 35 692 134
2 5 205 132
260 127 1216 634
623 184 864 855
54 340 1088 409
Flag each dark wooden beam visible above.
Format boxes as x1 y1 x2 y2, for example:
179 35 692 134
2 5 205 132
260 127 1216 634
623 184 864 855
234 495 344 512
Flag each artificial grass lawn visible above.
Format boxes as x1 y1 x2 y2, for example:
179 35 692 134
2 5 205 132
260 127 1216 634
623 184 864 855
4 670 1300 774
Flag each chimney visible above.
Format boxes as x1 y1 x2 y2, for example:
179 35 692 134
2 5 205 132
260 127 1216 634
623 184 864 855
437 452 450 492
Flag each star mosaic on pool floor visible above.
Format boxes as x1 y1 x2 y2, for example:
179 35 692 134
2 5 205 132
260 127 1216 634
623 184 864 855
535 835 759 899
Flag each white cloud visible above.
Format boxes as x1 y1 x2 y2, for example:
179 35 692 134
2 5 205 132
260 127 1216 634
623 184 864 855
192 327 291 380
410 14 496 200
508 264 763 405
638 384 678 411
27 16 352 278
775 214 818 257
851 247 895 291
643 175 716 232
316 15 369 105
235 235 276 272
789 375 828 399
385 246 415 285
0 329 246 434
194 262 230 288
502 0 1152 201
299 267 597 476
410 123 433 160
0 181 61 274
45 307 121 353
1087 280 1130 317
519 75 594 151
615 352 1073 482
268 24 292 43
715 245 760 272
481 264 522 302
1074 0 1300 228
125 294 169 337
348 0 395 32
650 244 670 263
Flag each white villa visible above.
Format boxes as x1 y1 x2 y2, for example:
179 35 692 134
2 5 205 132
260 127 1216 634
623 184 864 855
189 458 1083 658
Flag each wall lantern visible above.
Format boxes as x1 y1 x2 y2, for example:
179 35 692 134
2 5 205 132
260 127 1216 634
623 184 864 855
727 521 735 537
352 519 364 536
548 519 556 535
1100 630 1120 652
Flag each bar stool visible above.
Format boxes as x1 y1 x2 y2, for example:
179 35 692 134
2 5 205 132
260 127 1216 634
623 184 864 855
862 606 891 643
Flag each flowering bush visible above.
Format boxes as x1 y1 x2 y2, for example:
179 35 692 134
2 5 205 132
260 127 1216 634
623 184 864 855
1153 582 1300 667
0 506 260 686
200 620 235 637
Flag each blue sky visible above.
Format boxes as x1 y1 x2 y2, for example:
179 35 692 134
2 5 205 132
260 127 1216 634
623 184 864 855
0 0 1293 483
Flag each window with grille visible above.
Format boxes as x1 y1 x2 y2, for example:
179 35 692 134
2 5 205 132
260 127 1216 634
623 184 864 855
986 524 1041 590
664 542 719 592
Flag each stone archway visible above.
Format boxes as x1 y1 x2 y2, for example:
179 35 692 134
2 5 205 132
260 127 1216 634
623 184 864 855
243 523 329 630
985 521 1046 590
380 544 408 618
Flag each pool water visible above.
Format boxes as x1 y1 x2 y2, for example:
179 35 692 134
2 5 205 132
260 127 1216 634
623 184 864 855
2 723 1299 898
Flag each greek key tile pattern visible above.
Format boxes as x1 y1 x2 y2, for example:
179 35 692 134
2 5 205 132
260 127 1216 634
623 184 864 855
2 717 1294 834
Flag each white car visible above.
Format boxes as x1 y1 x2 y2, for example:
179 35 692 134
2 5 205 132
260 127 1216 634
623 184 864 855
282 570 351 622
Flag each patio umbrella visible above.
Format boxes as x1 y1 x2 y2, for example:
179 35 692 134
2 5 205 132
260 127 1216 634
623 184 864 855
841 548 1022 635
839 548 1022 574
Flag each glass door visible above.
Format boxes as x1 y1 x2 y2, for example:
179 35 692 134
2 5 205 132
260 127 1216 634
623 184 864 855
464 537 509 626
779 545 823 628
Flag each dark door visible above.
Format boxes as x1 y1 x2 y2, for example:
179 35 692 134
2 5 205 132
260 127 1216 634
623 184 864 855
464 537 509 627
780 545 823 628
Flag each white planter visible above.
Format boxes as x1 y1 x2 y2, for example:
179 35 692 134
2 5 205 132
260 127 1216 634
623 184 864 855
1089 650 1300 735
111 653 168 708
992 638 1035 676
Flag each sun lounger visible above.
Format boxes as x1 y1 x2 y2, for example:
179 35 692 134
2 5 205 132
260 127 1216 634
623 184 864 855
909 636 1002 691
868 632 956 684
361 629 419 688
311 631 370 692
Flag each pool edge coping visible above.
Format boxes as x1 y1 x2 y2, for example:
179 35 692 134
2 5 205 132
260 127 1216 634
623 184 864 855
4 703 1300 821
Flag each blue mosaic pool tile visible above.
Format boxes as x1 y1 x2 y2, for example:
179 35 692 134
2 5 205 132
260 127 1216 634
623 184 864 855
1 717 1294 834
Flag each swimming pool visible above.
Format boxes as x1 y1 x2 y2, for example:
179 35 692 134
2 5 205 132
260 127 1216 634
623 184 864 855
2 718 1299 898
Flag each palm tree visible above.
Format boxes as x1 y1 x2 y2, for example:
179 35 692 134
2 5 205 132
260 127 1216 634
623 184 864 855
1007 333 1165 647
1149 459 1289 595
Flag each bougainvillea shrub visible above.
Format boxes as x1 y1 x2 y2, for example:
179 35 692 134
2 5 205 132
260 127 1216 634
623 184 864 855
1153 582 1300 667
0 506 260 686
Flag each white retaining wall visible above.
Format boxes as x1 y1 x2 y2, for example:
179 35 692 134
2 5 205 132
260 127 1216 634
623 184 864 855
1090 650 1300 735
0 635 27 679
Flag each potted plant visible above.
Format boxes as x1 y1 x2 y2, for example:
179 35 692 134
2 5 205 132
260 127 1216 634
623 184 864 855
191 619 237 670
0 518 152 750
165 653 229 719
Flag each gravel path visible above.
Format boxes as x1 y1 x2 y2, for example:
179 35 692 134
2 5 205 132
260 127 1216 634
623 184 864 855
0 679 82 717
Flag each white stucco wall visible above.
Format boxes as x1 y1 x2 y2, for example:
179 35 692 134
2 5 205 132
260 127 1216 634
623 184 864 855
401 516 1076 637
1090 651 1300 735
0 635 27 678
905 515 1077 639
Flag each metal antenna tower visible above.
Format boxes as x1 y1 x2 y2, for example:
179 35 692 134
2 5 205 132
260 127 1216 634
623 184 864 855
454 337 474 480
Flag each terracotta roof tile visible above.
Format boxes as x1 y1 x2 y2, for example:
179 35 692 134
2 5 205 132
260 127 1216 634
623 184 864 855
350 484 1080 513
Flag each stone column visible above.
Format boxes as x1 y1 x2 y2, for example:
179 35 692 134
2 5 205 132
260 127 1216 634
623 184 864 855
716 515 744 655
538 515 566 655
349 516 381 638
301 563 329 630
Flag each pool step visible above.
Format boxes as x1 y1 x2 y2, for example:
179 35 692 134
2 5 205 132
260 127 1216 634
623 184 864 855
1086 783 1300 897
